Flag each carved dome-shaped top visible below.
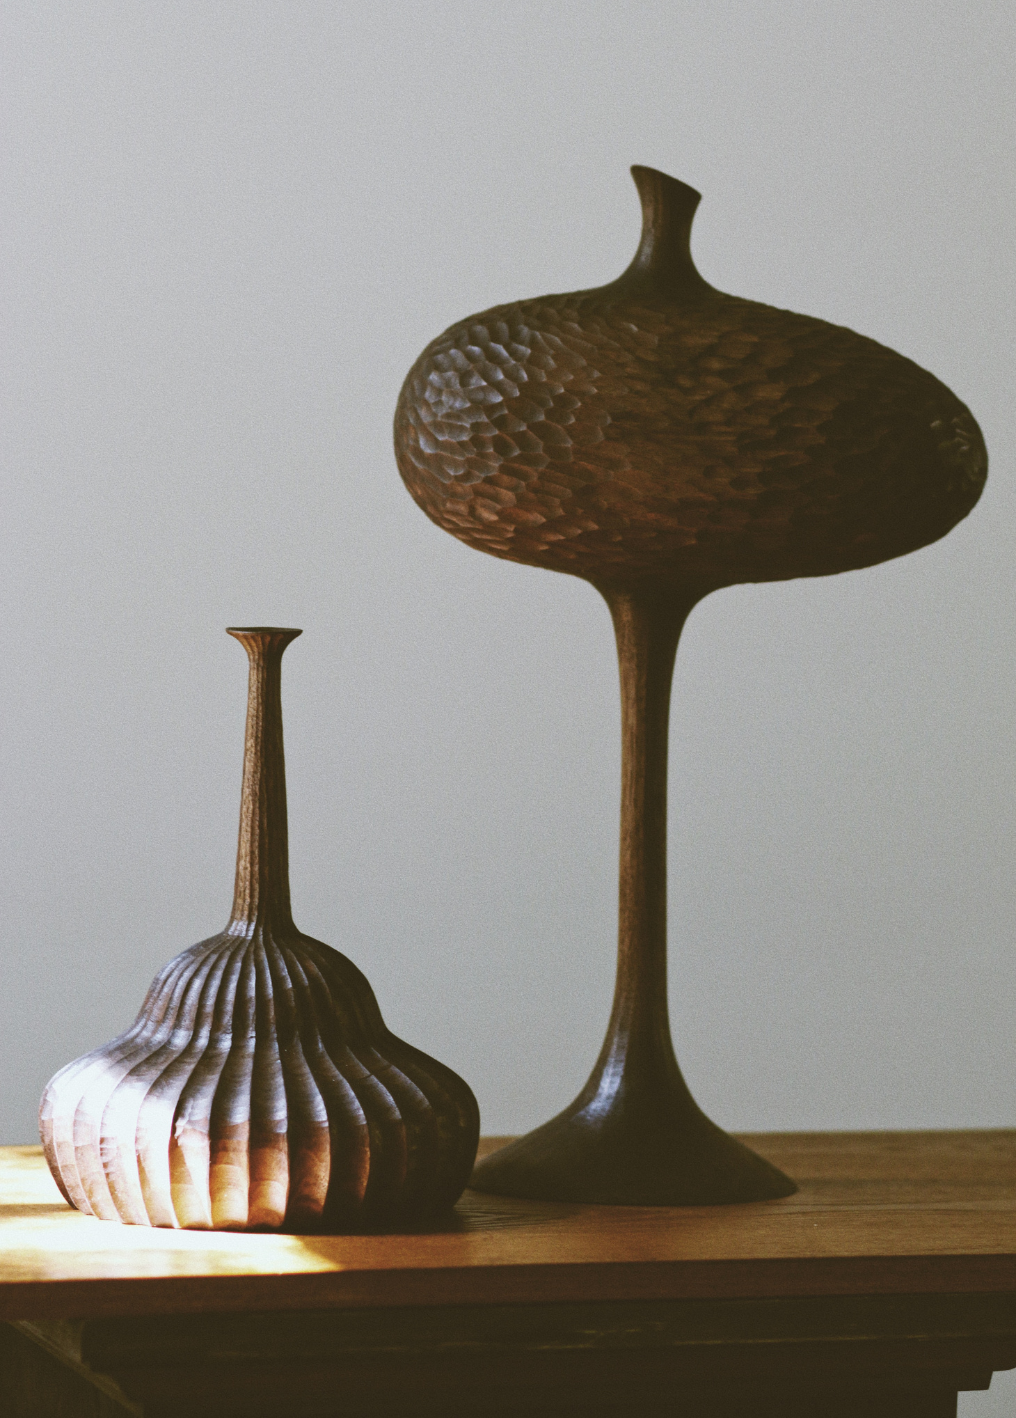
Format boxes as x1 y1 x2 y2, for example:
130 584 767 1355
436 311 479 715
394 167 986 589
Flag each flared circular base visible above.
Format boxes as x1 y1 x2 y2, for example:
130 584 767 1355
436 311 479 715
470 1105 796 1206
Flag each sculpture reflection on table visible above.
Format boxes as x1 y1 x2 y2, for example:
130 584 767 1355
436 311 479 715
40 629 479 1232
393 166 987 1205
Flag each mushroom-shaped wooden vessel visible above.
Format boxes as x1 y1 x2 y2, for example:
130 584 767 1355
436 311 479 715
394 167 987 1206
40 629 480 1231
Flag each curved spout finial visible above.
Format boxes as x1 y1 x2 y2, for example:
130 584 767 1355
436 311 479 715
620 166 708 293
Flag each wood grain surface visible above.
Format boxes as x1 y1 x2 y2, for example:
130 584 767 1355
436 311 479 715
39 630 479 1235
394 165 986 590
394 167 989 1209
3 1131 1015 1320
472 584 796 1205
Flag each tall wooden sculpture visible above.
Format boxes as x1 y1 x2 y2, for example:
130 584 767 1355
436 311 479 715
393 166 987 1204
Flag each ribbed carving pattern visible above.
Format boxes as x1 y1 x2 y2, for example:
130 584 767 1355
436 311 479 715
40 630 479 1231
395 168 986 588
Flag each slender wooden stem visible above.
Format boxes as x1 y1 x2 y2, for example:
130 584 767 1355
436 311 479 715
226 628 302 932
579 584 702 1113
469 583 796 1201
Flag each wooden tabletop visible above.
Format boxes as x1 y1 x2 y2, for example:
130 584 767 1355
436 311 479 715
2 1131 1014 1320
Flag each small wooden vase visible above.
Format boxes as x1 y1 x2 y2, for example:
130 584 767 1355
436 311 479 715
40 629 480 1232
393 167 987 1206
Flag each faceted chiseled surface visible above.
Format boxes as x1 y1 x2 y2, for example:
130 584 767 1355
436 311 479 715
40 927 480 1232
393 172 988 1211
395 289 986 587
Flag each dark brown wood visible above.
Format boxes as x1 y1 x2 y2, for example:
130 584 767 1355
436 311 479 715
393 166 988 1206
4 1131 1016 1414
227 627 301 931
6 1306 1011 1416
0 1322 139 1416
395 165 986 587
472 587 793 1203
39 630 479 1234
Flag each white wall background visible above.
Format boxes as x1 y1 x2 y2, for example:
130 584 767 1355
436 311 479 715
2 2 1014 1408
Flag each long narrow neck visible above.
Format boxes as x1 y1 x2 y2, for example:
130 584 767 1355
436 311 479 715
597 584 702 1074
227 628 302 932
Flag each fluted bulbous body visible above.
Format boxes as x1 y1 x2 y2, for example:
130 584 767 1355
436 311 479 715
40 629 479 1231
395 167 986 590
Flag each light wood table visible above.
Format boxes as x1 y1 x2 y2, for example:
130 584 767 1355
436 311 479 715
1 1131 1015 1416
